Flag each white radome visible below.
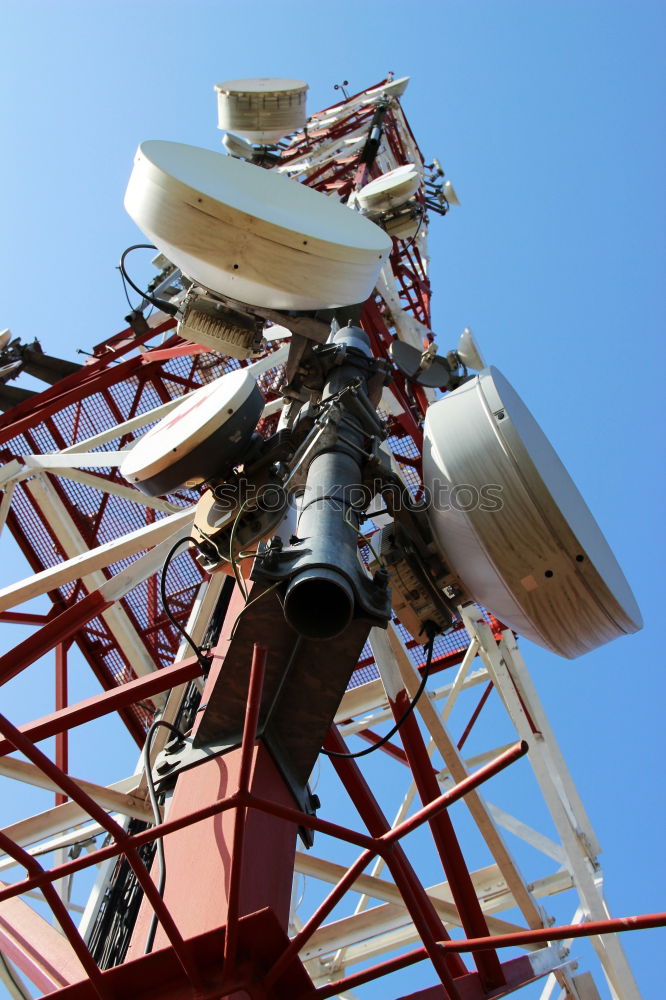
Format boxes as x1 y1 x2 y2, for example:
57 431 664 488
214 77 308 143
357 163 421 213
125 140 391 311
121 367 263 496
423 368 642 658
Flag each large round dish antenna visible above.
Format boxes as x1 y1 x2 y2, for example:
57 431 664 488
125 141 391 310
214 78 308 143
423 368 642 658
121 367 263 497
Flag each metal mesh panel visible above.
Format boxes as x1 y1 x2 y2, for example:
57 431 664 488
0 340 295 736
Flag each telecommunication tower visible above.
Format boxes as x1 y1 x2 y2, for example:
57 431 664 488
0 75 661 1000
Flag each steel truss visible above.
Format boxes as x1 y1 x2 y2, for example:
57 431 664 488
0 76 661 1000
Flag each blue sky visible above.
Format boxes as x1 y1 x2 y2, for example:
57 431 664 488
0 2 664 998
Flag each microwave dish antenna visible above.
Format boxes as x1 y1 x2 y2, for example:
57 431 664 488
456 326 485 370
357 163 421 213
221 131 256 159
125 140 391 311
442 178 461 206
214 77 308 143
423 368 642 658
120 367 263 497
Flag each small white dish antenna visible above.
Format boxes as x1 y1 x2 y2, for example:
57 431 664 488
357 164 421 213
0 329 12 350
121 368 264 497
423 368 642 658
222 131 256 159
124 141 391 311
442 180 460 206
214 78 308 143
456 328 485 370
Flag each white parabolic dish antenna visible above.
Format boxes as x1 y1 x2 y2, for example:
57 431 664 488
121 367 263 497
423 368 642 658
357 164 421 213
125 141 391 310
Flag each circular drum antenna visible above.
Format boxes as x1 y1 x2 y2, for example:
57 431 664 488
124 141 391 311
423 368 642 658
214 78 308 143
121 367 264 497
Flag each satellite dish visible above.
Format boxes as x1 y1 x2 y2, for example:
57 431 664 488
423 369 642 658
222 131 256 159
357 164 421 213
214 78 308 143
125 141 391 311
390 340 451 388
456 328 485 370
0 329 11 350
121 368 264 497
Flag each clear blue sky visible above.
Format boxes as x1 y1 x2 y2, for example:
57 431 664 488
0 2 664 998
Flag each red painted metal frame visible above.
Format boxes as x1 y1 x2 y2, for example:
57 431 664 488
0 591 112 687
221 643 268 976
55 641 68 806
0 653 204 757
0 632 662 998
389 693 505 991
0 645 532 1000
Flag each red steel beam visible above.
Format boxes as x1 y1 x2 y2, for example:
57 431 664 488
223 643 267 975
55 641 68 806
323 726 467 992
264 845 380 990
392 695 505 990
381 740 528 846
0 590 112 686
440 912 666 953
0 320 177 443
0 653 204 756
0 829 109 999
0 786 377 908
0 733 528 910
140 344 207 363
0 610 50 625
0 710 204 991
316 953 540 1000
457 682 493 751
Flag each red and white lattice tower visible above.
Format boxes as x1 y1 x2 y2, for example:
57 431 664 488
0 75 659 1000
